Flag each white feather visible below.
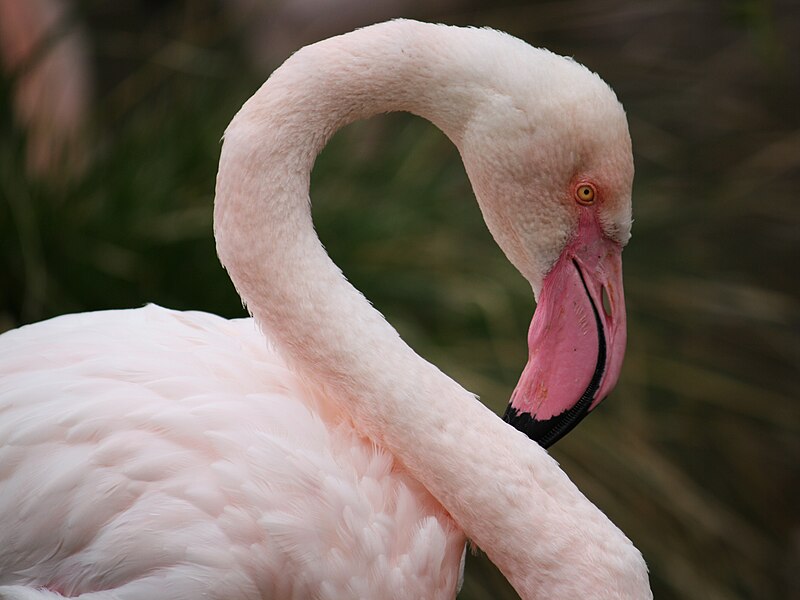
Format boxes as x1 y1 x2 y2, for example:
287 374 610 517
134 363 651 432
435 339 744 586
0 306 463 599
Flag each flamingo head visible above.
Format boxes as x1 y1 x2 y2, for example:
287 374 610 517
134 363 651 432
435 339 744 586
455 48 633 447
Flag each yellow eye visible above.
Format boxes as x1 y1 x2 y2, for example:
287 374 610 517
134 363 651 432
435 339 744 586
575 183 596 206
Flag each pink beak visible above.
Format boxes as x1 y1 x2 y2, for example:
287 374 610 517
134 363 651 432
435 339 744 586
503 212 627 447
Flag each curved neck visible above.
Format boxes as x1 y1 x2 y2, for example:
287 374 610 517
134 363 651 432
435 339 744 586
214 20 648 599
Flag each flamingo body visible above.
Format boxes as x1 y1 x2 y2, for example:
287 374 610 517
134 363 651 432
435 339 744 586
0 305 464 598
0 20 652 600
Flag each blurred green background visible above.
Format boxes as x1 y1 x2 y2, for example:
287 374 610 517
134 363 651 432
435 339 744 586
1 1 798 598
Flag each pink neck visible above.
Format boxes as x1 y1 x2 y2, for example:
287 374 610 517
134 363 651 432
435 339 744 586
214 20 650 599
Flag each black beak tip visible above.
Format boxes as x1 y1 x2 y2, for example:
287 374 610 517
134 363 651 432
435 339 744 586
503 404 591 448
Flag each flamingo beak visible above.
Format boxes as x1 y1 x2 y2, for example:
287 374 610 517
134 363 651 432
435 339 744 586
503 212 627 447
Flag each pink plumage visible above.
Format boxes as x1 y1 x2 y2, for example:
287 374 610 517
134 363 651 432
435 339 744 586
0 20 651 600
0 307 464 598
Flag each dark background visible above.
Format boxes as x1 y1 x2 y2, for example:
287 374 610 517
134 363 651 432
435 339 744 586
1 1 798 598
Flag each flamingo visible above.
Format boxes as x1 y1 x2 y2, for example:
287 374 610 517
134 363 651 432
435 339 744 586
0 20 651 600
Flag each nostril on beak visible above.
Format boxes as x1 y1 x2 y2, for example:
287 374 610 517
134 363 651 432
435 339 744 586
601 285 612 318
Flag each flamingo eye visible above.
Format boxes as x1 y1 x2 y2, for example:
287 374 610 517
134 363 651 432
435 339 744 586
575 183 596 206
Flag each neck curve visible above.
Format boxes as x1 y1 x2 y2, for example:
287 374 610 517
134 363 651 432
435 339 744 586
214 20 649 599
